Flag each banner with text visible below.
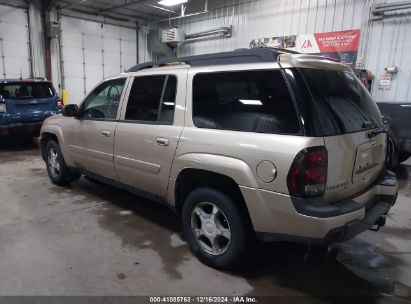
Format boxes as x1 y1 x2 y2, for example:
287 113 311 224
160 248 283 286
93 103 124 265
249 29 361 68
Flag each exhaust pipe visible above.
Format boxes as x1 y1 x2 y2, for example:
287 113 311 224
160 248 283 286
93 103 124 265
369 215 386 231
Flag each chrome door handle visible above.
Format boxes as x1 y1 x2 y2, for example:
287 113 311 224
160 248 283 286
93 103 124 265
156 137 169 146
101 130 111 137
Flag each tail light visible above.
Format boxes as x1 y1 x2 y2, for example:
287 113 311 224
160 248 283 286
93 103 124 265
287 146 328 197
56 98 64 109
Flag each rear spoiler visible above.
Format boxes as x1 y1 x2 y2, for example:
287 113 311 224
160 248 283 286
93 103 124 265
277 54 352 72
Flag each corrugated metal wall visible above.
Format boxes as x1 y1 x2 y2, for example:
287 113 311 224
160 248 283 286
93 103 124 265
139 0 410 102
365 1 411 102
174 0 368 56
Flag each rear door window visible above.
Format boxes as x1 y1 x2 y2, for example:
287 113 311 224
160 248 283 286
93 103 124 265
125 75 177 124
192 70 301 134
299 69 383 136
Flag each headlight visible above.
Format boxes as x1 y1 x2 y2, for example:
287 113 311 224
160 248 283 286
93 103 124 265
0 103 6 113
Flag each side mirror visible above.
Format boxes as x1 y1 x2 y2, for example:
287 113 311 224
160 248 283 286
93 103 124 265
62 104 80 117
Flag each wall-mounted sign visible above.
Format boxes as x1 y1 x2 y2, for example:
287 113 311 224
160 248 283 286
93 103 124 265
379 73 392 90
249 29 361 68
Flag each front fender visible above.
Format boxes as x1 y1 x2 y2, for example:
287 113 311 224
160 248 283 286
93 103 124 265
40 123 75 167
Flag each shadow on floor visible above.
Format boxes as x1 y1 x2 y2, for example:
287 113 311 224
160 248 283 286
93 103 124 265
0 136 38 149
393 163 411 183
65 176 410 301
17 143 409 300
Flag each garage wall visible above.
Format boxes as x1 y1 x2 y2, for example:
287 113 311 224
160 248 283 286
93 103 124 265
0 4 31 79
60 16 137 104
174 0 368 56
365 9 411 102
143 0 410 103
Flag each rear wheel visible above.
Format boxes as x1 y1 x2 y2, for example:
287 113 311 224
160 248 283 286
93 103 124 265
181 187 251 269
45 140 80 186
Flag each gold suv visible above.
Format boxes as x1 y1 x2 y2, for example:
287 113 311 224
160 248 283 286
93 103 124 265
40 49 398 269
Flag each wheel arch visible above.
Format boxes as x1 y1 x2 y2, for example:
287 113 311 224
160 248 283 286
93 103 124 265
40 132 59 160
174 168 255 232
40 125 74 166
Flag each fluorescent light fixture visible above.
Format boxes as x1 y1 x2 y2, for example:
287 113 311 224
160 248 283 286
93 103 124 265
239 99 262 105
158 0 188 6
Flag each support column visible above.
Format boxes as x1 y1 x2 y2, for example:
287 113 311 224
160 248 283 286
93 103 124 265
27 0 45 78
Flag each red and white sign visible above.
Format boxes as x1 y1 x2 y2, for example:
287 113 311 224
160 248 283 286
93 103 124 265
314 30 360 53
250 29 361 68
379 73 392 90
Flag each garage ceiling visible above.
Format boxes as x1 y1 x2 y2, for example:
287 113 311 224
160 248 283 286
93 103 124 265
55 0 215 25
1 0 245 27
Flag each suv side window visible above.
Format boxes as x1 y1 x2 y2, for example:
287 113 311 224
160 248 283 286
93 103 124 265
82 78 126 120
192 70 301 134
125 75 177 124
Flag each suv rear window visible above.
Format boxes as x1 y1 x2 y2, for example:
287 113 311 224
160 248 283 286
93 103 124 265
192 70 301 135
299 69 383 136
0 82 56 99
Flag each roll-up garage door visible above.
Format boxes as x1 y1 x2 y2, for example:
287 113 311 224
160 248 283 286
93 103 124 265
60 16 137 104
0 5 31 79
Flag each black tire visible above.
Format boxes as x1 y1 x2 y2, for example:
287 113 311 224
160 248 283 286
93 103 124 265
45 140 80 186
399 152 411 164
181 187 251 269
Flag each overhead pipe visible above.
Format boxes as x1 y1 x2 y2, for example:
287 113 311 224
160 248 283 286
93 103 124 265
371 1 411 16
185 26 232 40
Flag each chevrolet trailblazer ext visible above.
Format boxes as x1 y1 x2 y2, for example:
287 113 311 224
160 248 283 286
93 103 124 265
40 49 398 269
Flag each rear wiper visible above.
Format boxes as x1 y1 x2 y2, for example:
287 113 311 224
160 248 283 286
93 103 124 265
367 125 388 138
362 121 374 129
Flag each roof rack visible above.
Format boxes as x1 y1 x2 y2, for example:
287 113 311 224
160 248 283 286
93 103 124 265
0 77 49 83
126 48 300 73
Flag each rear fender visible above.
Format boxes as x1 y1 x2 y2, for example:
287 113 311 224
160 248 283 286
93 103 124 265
167 153 258 204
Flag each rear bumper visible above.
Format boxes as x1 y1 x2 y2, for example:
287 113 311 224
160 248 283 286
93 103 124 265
0 121 43 136
240 170 398 244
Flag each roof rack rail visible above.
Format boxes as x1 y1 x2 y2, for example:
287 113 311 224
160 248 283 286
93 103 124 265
22 77 48 81
126 48 300 73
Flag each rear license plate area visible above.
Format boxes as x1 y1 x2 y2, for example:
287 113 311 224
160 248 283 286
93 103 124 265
353 141 383 184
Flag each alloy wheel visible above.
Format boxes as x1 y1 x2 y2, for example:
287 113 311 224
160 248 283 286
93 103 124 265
190 202 231 256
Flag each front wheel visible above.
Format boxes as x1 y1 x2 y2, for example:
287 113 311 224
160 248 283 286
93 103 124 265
45 140 80 186
181 187 251 269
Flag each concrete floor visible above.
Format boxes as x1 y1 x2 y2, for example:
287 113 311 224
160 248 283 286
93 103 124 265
0 139 410 301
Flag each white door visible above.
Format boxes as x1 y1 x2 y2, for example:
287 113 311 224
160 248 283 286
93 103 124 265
60 16 137 105
0 5 31 79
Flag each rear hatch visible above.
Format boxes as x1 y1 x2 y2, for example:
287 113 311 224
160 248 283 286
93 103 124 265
298 68 386 203
0 81 59 123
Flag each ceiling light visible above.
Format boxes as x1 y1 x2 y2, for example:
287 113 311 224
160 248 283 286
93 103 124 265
158 0 188 7
239 99 262 105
